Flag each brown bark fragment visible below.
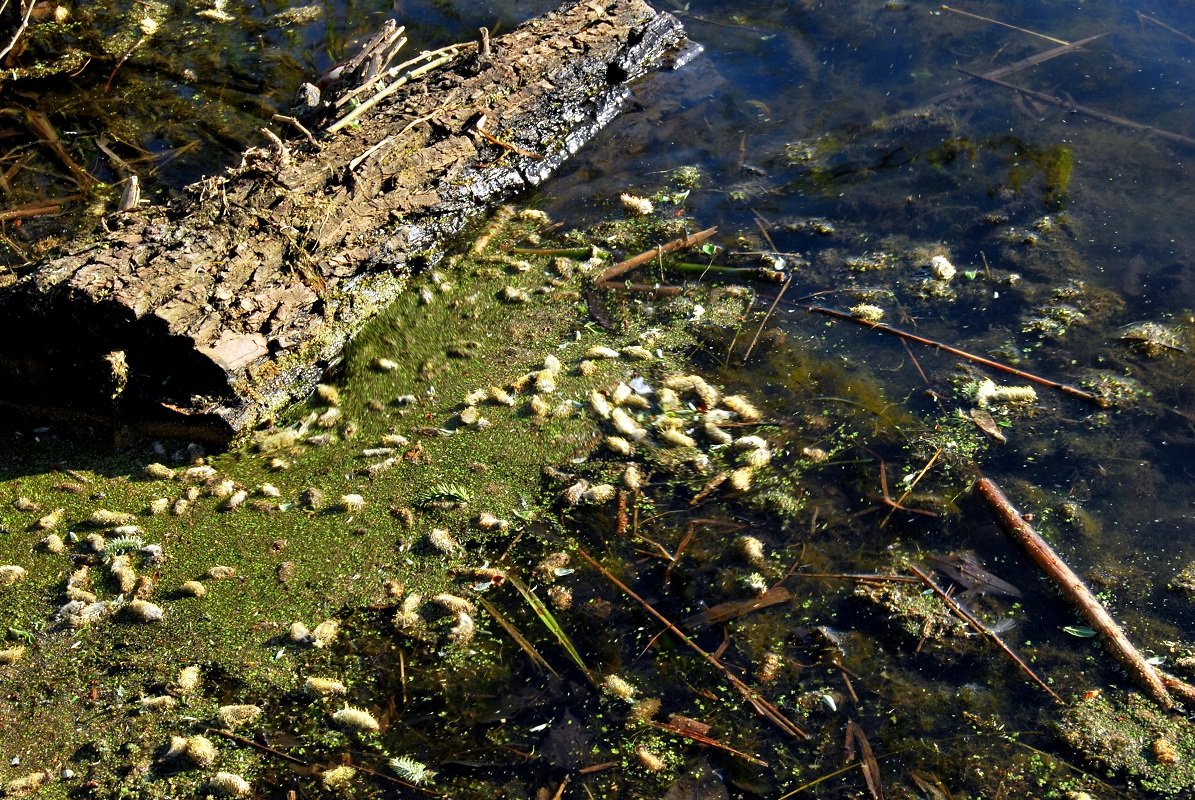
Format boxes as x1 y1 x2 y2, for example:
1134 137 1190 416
0 1 690 444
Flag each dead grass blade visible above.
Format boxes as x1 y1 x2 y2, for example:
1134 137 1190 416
504 572 593 685
845 720 885 800
477 596 560 678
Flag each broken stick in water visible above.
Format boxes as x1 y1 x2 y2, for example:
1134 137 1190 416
976 476 1175 708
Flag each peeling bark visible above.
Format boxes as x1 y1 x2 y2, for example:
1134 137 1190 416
0 0 690 444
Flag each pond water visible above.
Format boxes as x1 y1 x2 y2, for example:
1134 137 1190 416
5 0 1195 798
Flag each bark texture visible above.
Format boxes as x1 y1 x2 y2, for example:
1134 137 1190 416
0 0 689 443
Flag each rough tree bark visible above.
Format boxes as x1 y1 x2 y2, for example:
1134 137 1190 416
0 0 690 444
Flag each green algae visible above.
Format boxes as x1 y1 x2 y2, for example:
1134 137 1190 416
0 208 805 797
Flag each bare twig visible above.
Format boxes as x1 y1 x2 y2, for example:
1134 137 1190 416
1137 12 1195 47
929 33 1106 106
594 226 718 285
959 69 1195 150
975 477 1175 707
576 545 810 741
940 4 1069 45
805 304 1108 406
743 273 791 362
910 564 1063 703
272 114 316 144
0 0 36 62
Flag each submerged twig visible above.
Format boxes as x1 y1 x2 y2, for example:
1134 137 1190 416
959 69 1195 150
975 477 1176 708
928 34 1107 106
910 564 1063 703
743 274 791 362
805 305 1108 406
940 4 1069 45
646 718 768 766
576 545 810 741
1137 12 1195 48
0 0 34 61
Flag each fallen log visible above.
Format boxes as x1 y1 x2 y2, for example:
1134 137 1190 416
0 0 691 444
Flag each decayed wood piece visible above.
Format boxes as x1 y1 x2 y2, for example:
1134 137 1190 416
975 476 1175 707
0 0 690 443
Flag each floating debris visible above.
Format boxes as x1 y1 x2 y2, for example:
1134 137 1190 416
179 580 207 598
975 379 1037 408
206 772 251 797
311 619 340 648
35 508 64 531
125 599 164 623
139 695 177 712
339 494 365 513
305 676 347 696
635 746 667 772
930 254 957 281
216 704 263 727
603 674 636 701
321 764 357 790
428 528 462 556
332 705 380 733
177 665 201 695
0 564 28 586
165 734 218 767
849 303 884 322
0 646 26 665
620 193 654 215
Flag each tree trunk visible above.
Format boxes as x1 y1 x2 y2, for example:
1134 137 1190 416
0 0 690 444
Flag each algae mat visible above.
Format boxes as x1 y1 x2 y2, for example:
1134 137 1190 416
0 210 795 798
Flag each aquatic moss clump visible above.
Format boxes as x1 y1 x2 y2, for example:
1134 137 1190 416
1054 692 1195 795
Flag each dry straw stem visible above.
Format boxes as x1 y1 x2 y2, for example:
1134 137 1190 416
576 545 809 741
975 477 1190 708
805 305 1108 407
594 227 718 286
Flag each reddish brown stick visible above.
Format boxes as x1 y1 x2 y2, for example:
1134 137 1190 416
805 305 1107 407
975 477 1172 708
910 565 1063 703
594 226 718 285
576 545 809 740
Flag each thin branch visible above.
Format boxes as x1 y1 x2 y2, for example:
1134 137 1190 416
805 304 1108 406
576 545 810 741
975 477 1178 708
0 0 36 62
940 4 1069 46
959 68 1195 150
909 564 1063 703
594 226 718 285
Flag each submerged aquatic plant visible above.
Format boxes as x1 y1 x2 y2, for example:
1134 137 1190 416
414 482 472 509
389 755 436 785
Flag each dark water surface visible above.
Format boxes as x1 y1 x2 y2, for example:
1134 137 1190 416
8 0 1195 797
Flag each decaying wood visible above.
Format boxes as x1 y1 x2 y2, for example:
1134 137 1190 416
975 476 1175 707
0 0 690 443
